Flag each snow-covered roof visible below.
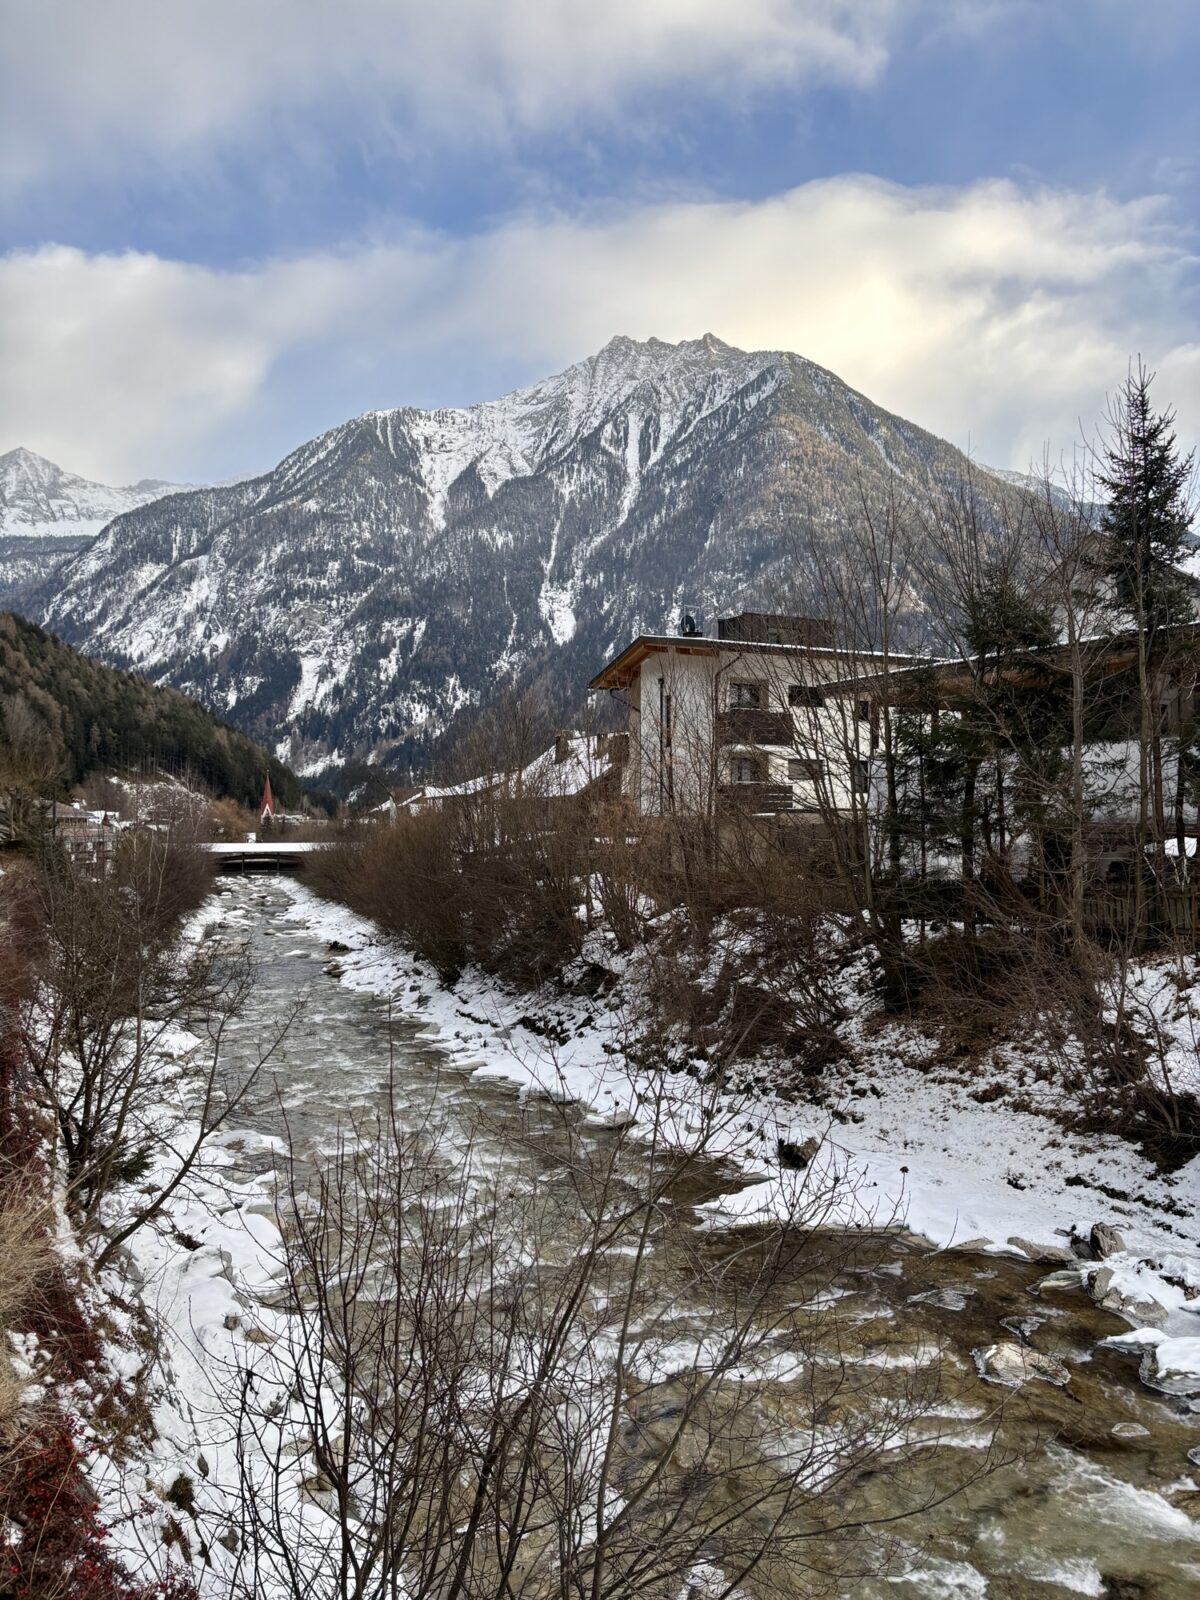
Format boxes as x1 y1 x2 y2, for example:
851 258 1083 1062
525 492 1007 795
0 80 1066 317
408 735 614 809
519 735 610 799
50 802 110 824
414 771 498 805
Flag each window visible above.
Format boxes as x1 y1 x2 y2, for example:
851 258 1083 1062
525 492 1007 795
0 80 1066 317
729 681 762 709
731 756 762 784
788 684 825 708
788 758 824 783
856 697 872 722
766 630 782 645
850 758 870 795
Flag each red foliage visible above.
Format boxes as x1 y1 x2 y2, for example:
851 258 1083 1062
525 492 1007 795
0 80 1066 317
0 1015 44 1189
0 1416 197 1600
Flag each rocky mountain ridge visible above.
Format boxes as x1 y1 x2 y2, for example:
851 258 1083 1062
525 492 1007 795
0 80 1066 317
37 335 1027 777
0 446 188 604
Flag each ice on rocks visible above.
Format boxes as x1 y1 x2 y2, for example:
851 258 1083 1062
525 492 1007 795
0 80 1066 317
973 1341 1071 1387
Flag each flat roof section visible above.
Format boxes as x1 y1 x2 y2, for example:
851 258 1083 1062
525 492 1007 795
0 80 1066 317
588 635 928 692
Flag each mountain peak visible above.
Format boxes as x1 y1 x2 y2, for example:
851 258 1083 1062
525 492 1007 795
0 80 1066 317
536 331 776 444
586 331 747 375
0 448 190 605
1 445 60 485
592 331 743 360
36 336 1018 777
1 447 190 498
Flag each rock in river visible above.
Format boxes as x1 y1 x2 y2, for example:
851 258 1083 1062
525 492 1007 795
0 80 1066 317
1088 1265 1168 1329
973 1341 1071 1388
1090 1221 1127 1258
1008 1235 1076 1265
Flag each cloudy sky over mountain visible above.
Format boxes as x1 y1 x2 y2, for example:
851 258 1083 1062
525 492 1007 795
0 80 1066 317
1 0 1197 483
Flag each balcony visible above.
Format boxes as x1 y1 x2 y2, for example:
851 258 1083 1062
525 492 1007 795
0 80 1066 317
715 708 794 747
717 782 794 814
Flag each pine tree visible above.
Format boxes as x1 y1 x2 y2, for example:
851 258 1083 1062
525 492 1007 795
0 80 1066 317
1099 363 1195 634
1098 364 1197 908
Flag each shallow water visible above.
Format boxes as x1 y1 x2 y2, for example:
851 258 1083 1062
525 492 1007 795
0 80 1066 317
207 876 1200 1598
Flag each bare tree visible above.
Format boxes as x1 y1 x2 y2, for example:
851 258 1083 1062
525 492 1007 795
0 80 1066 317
16 839 292 1273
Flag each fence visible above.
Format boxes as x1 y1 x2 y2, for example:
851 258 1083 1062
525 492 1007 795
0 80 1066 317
1082 886 1200 942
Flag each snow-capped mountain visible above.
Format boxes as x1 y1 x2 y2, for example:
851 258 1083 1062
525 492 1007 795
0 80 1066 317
0 447 187 604
37 335 1025 777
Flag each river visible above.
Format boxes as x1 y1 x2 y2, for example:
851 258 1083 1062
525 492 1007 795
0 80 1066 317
198 874 1200 1599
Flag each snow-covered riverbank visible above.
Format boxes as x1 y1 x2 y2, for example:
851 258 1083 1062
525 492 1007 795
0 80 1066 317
277 882 1200 1332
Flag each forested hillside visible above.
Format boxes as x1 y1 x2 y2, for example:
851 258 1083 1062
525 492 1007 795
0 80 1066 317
0 611 300 808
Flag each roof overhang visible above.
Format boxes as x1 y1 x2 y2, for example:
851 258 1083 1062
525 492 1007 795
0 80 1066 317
589 636 720 691
590 618 1200 700
589 634 931 693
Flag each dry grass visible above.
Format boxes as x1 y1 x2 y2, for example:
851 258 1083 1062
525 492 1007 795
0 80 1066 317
0 1196 55 1436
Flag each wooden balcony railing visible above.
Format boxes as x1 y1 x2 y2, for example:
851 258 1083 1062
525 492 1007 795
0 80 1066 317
715 708 794 747
717 782 794 814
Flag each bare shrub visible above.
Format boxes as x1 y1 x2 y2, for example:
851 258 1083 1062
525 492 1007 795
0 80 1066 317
16 843 287 1270
310 738 612 989
310 809 468 977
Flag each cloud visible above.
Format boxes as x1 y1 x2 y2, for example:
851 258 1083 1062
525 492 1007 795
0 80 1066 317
0 1 900 193
2 177 1196 483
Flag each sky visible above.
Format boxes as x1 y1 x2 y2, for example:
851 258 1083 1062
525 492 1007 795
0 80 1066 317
1 0 1197 486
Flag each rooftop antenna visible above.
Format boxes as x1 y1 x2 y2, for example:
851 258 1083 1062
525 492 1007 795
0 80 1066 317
679 608 700 638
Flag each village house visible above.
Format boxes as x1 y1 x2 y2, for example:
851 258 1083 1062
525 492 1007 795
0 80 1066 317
591 611 1200 844
48 800 121 865
588 611 915 823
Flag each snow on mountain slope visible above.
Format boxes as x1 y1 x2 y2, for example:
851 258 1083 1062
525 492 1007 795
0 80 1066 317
37 335 1026 777
0 447 189 604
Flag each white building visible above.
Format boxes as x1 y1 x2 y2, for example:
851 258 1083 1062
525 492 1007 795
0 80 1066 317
589 612 913 820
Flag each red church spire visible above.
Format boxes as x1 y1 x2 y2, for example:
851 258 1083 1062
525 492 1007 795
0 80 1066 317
260 775 275 818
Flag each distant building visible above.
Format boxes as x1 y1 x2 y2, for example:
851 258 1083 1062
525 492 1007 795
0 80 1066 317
48 801 120 865
259 773 306 832
400 733 626 819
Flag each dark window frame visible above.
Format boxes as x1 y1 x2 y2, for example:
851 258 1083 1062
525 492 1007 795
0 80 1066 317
729 680 763 710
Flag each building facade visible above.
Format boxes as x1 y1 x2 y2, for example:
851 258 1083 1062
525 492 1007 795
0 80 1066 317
589 613 901 821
